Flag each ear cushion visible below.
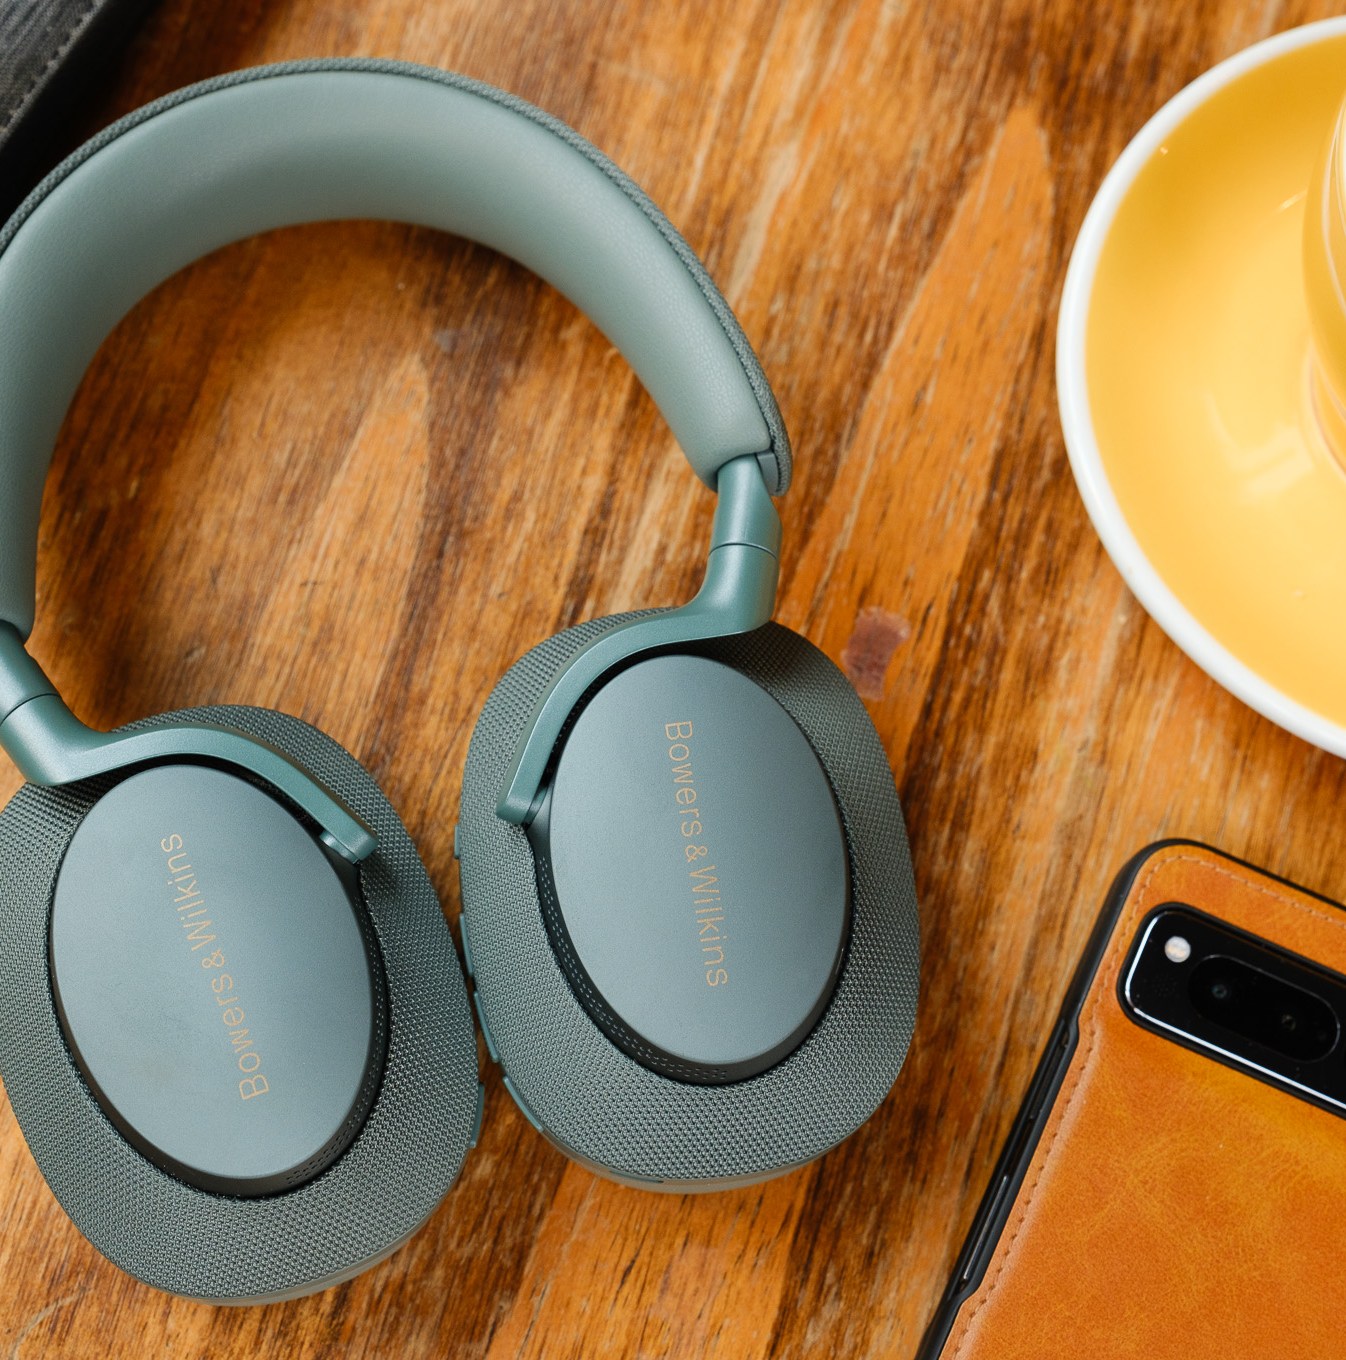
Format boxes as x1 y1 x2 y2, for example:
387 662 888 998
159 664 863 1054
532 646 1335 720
0 705 480 1302
459 617 919 1187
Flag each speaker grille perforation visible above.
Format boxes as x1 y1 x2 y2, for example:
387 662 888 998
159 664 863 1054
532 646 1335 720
0 706 479 1301
459 619 919 1186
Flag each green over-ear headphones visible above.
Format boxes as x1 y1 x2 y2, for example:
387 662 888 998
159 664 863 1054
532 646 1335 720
0 59 919 1301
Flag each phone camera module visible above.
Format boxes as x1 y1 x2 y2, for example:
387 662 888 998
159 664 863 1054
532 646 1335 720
1125 907 1346 1113
1189 955 1338 1062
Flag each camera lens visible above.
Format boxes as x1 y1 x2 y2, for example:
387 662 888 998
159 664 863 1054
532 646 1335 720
1190 955 1338 1061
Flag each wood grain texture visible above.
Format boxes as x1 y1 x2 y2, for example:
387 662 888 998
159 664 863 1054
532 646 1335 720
2 0 1345 1355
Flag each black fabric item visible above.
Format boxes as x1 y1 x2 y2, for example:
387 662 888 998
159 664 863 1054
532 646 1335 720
0 0 159 221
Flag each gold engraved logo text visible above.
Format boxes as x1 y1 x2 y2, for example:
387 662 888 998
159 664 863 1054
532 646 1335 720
161 834 270 1100
665 722 728 986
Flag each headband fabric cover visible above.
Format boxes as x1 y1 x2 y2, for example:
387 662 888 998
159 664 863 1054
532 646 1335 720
0 59 791 638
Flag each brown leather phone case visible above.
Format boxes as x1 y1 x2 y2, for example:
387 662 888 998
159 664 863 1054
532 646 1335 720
928 841 1346 1359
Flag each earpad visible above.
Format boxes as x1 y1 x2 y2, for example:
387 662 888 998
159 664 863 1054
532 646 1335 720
459 618 919 1188
0 705 480 1302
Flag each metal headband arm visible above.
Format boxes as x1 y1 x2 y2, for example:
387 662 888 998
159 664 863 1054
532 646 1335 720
0 458 777 852
0 633 376 863
495 454 782 825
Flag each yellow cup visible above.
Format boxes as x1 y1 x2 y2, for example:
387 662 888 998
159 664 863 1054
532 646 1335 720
1305 96 1346 466
1058 20 1346 755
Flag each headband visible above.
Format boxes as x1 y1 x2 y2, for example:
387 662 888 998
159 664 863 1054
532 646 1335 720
0 59 790 638
0 60 790 851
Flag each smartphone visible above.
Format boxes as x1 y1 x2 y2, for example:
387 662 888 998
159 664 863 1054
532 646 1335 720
919 840 1346 1359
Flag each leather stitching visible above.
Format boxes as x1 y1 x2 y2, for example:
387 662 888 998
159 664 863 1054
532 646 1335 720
946 847 1346 1353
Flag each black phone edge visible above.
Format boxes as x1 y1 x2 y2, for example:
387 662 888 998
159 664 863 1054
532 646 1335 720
913 838 1209 1360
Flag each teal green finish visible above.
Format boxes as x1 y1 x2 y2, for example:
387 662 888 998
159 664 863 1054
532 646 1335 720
0 628 375 863
496 456 780 824
473 991 500 1065
501 1073 543 1133
0 59 793 852
530 651 849 1081
710 455 784 556
469 1083 485 1149
0 624 56 722
0 60 791 640
50 763 379 1194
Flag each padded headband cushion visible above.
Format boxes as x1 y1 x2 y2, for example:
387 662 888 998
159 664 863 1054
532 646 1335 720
0 58 791 638
459 617 920 1184
0 704 480 1301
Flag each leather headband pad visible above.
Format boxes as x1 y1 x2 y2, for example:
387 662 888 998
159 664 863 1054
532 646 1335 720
0 59 791 637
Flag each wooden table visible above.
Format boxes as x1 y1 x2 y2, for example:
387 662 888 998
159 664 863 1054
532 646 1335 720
3 1 1344 1354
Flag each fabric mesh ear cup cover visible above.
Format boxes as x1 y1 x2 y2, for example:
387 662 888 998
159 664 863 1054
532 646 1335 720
459 618 919 1184
0 705 479 1301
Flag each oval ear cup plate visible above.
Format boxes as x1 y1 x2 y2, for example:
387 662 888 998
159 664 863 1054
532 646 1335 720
529 652 851 1084
49 763 386 1197
459 618 919 1188
0 705 479 1302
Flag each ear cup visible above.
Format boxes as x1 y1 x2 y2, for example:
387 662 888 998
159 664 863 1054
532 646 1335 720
459 617 918 1188
0 705 480 1302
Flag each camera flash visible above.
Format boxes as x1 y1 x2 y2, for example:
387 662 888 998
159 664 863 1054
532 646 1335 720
1164 935 1191 964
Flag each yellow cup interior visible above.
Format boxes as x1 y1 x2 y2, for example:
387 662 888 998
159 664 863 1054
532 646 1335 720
1087 34 1346 727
